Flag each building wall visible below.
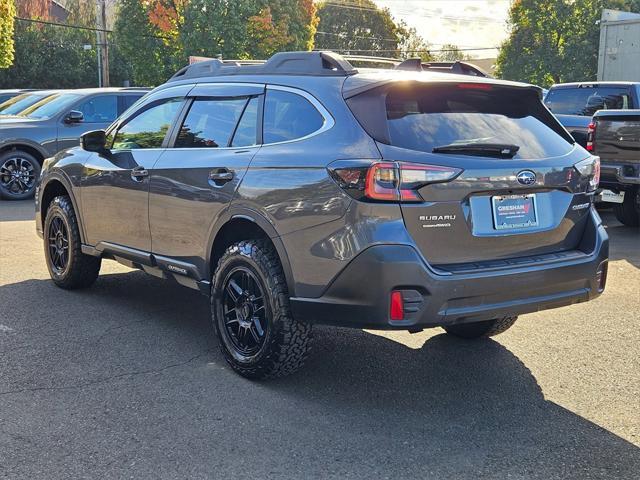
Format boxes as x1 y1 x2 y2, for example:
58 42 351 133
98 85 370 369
598 9 640 81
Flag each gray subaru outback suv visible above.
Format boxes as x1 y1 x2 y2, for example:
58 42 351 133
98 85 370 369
35 52 608 379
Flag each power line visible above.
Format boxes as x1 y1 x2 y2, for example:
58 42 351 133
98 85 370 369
14 16 175 40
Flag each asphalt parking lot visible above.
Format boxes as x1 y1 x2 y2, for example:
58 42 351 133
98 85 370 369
0 200 639 479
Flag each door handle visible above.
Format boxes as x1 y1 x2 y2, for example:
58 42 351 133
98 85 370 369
208 168 234 186
131 166 148 181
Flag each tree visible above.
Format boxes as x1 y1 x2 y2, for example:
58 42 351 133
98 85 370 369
0 0 16 68
496 0 640 86
0 0 101 87
113 0 182 87
314 0 404 56
397 24 433 61
436 44 471 62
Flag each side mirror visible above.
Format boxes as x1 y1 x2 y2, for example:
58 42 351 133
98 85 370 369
80 129 107 152
64 110 84 124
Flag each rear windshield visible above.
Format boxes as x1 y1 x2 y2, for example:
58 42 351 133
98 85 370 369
545 86 634 116
348 83 574 159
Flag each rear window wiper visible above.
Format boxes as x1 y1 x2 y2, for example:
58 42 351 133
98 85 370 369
432 143 520 158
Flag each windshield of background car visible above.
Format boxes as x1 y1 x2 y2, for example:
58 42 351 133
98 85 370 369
544 86 634 116
21 93 81 119
0 93 49 115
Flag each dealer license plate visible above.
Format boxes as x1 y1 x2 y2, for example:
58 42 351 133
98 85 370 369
492 194 538 230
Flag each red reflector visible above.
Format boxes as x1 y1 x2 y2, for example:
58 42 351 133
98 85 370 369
390 291 404 321
457 83 493 91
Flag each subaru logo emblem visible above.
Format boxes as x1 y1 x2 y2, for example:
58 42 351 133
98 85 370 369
516 170 536 186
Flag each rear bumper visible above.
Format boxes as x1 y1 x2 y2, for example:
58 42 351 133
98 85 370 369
290 208 609 330
600 162 640 189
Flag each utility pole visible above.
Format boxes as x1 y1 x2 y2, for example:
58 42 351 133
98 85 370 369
95 0 109 87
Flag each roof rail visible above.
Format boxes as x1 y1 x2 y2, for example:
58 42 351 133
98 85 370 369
341 55 399 67
419 61 490 78
169 51 358 81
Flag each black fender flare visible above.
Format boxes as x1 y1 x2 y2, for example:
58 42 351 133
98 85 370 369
206 206 297 297
39 172 87 244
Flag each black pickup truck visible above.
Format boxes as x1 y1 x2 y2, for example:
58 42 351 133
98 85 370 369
588 109 640 227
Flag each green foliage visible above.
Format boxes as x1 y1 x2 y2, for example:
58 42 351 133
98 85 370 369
314 0 404 55
114 0 182 87
435 44 472 62
496 0 640 86
397 24 433 61
0 0 16 68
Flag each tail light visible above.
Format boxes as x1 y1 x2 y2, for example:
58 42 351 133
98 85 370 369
330 161 462 202
575 156 600 192
586 121 596 152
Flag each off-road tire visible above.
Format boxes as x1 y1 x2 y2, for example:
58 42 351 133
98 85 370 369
0 149 41 200
211 240 312 379
44 195 101 289
613 187 640 227
444 316 518 339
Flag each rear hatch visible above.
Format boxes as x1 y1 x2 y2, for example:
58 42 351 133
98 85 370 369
593 110 640 164
345 78 598 267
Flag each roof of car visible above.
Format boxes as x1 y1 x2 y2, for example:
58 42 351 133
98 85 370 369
342 69 540 98
54 87 151 96
550 81 639 89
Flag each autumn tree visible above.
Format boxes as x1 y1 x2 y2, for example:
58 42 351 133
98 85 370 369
496 0 640 86
314 0 404 55
0 0 16 68
0 0 101 87
114 0 183 86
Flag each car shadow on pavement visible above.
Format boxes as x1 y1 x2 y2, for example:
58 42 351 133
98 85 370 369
0 199 35 222
1 271 639 479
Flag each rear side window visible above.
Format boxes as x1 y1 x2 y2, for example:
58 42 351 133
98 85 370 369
263 90 324 143
231 96 260 147
545 86 633 116
76 95 118 123
349 83 574 159
175 97 247 148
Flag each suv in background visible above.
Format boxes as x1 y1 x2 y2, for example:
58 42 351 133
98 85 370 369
36 52 608 379
0 87 148 199
544 82 640 146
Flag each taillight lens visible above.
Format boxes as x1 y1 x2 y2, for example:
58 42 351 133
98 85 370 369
575 156 600 192
586 121 596 152
330 161 462 202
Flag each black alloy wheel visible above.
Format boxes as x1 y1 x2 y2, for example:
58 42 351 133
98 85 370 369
47 214 70 275
221 267 268 356
0 154 39 199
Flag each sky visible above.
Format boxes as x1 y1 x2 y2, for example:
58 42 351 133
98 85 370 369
374 0 512 58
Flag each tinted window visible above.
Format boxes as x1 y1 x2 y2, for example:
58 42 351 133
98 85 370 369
175 97 247 148
120 94 143 114
231 96 260 147
112 99 182 149
76 95 118 123
22 93 81 119
381 84 573 159
545 86 634 116
263 90 324 143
